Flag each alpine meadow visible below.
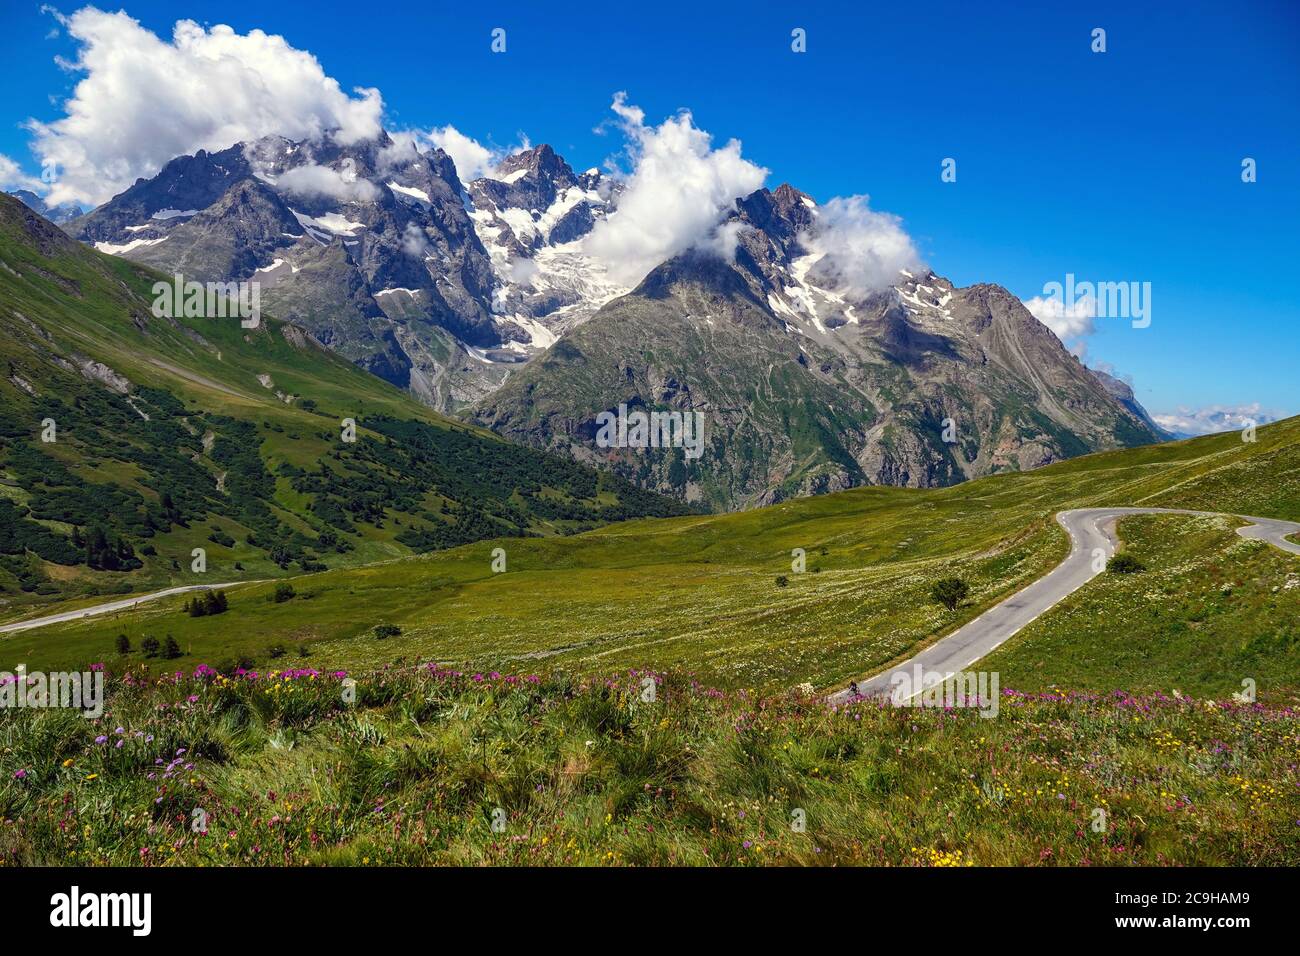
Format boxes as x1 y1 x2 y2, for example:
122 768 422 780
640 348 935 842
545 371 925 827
0 2 1297 920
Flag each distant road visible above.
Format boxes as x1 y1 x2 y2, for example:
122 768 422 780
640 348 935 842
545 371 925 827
0 582 256 636
828 508 1300 705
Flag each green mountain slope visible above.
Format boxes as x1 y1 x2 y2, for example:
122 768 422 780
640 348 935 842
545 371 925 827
0 195 692 619
14 400 1296 696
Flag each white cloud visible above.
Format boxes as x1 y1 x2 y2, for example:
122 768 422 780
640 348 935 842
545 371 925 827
409 126 534 184
401 222 430 258
583 92 768 286
376 134 422 176
1022 292 1097 342
275 163 379 202
507 257 539 285
0 154 45 193
27 7 383 206
799 195 922 298
1151 403 1281 437
424 126 499 183
705 220 747 264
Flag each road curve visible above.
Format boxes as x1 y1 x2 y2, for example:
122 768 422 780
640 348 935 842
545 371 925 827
0 581 257 636
828 508 1300 705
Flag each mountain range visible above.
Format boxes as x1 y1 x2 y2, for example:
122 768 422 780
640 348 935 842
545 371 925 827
0 192 689 614
30 131 1165 509
9 189 82 225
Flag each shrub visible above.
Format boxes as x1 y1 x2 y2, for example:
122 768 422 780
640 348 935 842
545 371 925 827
162 635 183 659
187 590 228 617
273 583 296 603
373 623 402 640
931 577 970 611
1107 553 1146 574
775 575 789 587
114 634 131 655
268 645 286 659
141 636 160 658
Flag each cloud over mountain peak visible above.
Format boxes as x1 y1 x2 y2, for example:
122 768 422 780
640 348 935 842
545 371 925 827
29 7 383 206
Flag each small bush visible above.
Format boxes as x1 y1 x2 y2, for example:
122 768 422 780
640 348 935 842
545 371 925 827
273 583 296 603
162 635 183 659
141 636 160 658
373 623 402 640
186 590 228 617
268 645 287 659
931 577 970 611
775 575 789 587
1107 553 1146 574
114 634 131 655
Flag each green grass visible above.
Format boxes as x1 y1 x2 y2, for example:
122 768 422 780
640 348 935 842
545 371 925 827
2 666 1295 866
984 513 1300 699
11 417 1298 696
0 196 691 620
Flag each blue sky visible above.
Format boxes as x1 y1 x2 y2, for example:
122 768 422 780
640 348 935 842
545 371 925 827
1 0 1296 425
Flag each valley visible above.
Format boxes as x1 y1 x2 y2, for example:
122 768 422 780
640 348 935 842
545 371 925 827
8 414 1296 700
0 5 1292 876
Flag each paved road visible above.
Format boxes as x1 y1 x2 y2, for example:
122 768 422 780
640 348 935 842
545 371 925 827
828 508 1300 705
0 581 255 636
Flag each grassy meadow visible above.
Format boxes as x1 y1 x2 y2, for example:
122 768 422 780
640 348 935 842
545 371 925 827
0 197 690 623
2 408 1296 867
985 513 1300 698
2 665 1296 866
7 416 1297 697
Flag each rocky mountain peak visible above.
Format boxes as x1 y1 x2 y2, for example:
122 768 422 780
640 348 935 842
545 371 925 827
7 189 83 225
735 184 815 244
496 144 577 189
61 129 1166 507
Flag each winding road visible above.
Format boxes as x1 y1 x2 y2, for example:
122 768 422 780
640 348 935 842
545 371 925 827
0 582 255 636
4 508 1298 693
828 508 1300 705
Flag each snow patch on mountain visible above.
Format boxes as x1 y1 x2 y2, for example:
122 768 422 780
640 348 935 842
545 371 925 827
94 236 168 254
466 147 629 352
386 181 430 204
